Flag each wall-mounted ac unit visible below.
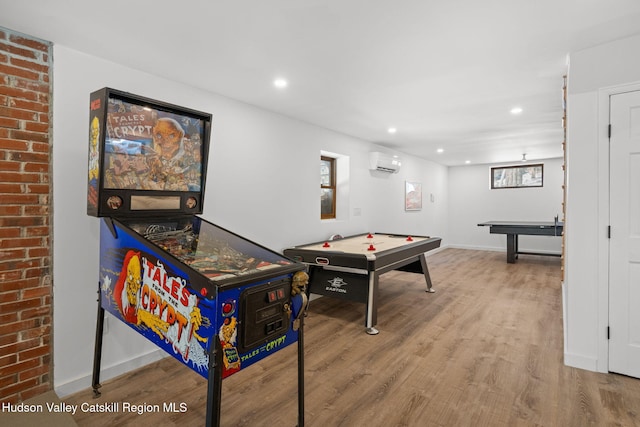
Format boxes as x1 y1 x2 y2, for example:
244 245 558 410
369 152 401 173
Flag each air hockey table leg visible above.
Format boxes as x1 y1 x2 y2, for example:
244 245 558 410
506 234 517 263
365 273 379 335
419 253 435 293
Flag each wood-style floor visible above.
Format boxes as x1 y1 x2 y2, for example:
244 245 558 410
64 248 640 426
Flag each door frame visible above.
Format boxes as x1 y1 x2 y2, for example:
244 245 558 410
597 82 640 372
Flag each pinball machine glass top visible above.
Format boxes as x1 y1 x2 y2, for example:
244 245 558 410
87 88 212 218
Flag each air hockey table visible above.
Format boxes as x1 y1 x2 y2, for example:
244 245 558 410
477 220 563 263
283 233 441 334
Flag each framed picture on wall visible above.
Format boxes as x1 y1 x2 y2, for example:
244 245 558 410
491 164 543 189
405 181 422 211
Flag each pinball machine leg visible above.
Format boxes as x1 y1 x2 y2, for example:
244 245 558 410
205 338 223 427
297 314 305 427
92 288 105 397
420 253 436 293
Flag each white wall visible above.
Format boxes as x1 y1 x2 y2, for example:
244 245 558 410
565 33 640 372
448 158 564 253
367 154 449 238
51 45 449 396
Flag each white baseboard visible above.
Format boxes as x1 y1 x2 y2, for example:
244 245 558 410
54 349 166 398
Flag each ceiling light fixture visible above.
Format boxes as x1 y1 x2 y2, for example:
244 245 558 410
465 160 471 164
387 127 397 134
437 148 444 153
511 107 523 115
274 78 288 88
522 153 527 162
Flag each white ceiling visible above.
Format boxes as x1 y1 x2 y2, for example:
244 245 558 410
2 0 640 166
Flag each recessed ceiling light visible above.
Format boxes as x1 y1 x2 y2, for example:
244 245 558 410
437 148 444 153
274 78 288 88
510 107 523 115
387 127 397 134
465 160 471 164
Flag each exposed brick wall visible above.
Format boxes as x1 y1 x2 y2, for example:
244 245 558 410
0 27 53 402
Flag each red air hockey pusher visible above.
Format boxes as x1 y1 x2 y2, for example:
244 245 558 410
87 88 309 426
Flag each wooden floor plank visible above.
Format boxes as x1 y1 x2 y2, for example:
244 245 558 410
64 249 640 426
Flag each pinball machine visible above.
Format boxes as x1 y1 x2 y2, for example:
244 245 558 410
87 88 308 426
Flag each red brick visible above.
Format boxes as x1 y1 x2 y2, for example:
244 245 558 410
8 80 50 97
23 204 48 215
0 172 40 183
0 160 21 171
0 248 27 261
0 183 23 193
0 228 21 239
0 64 39 82
0 117 20 128
18 345 50 362
24 267 49 280
25 227 49 237
10 130 48 143
28 247 49 258
0 277 39 293
0 236 43 248
0 194 39 204
0 141 30 153
0 42 37 59
0 105 38 120
0 312 18 324
0 217 43 227
0 377 39 398
0 206 21 215
0 85 39 103
19 325 50 341
0 354 17 368
0 319 40 338
30 142 50 153
1 261 41 275
0 359 40 377
8 151 48 163
10 98 49 114
19 364 50 382
26 184 49 194
23 163 47 174
24 121 49 133
9 34 50 53
0 298 42 316
21 286 50 299
0 333 18 348
0 290 20 303
10 57 49 74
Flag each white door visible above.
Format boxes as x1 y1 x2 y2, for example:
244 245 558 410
609 89 640 378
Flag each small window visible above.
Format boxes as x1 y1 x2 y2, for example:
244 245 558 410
321 156 336 219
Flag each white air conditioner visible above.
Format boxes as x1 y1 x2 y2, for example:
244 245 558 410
369 152 401 173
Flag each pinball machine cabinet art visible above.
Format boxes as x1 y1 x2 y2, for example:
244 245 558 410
87 88 308 426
